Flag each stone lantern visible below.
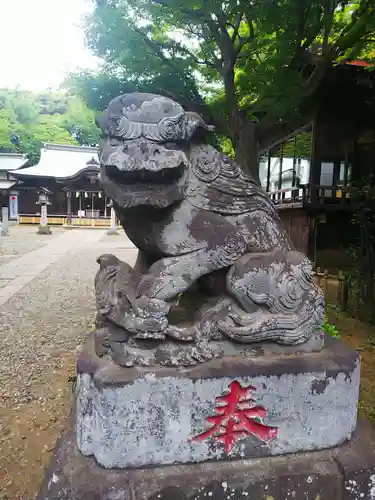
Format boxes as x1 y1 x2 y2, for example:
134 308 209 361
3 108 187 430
36 187 52 235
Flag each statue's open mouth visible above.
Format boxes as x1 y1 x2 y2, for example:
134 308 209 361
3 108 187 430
105 164 185 186
99 138 189 207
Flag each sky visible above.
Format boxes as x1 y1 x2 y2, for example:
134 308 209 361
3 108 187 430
0 0 100 91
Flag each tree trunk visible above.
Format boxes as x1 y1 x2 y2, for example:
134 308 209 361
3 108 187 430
221 66 260 183
233 120 260 184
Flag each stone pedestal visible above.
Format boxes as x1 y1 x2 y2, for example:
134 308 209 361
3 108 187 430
37 417 375 500
76 334 359 468
37 335 375 500
37 225 52 235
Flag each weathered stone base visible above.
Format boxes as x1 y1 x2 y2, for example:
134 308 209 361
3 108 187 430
0 226 9 236
106 228 119 235
76 335 360 468
37 225 52 235
37 418 375 500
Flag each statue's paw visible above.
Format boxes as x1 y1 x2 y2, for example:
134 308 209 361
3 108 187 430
121 295 170 339
135 296 171 319
124 312 168 339
165 324 197 342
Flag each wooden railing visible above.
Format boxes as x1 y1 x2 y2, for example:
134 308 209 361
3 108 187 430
19 214 67 225
269 186 307 206
268 184 356 208
18 214 119 228
313 267 375 323
313 268 348 310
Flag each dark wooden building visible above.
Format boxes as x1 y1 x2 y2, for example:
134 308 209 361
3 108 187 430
259 62 375 271
10 143 113 227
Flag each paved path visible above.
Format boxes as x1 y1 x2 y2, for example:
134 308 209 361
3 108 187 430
0 227 137 408
0 230 104 307
0 227 138 499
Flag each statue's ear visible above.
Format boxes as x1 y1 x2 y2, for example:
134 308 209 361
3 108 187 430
96 107 120 138
96 94 130 138
185 111 215 141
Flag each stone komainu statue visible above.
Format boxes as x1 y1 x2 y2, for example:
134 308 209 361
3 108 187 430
94 93 324 366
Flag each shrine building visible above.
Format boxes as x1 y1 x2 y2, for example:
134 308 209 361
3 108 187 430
0 152 28 220
8 143 113 227
258 61 375 270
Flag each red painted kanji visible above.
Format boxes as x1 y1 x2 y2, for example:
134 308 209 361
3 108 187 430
192 380 278 454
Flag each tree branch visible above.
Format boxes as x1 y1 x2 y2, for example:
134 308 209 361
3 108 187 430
132 25 184 73
151 0 207 18
160 89 229 135
167 40 222 69
248 17 255 40
130 16 229 135
229 12 243 43
233 16 256 57
322 0 334 54
296 1 310 49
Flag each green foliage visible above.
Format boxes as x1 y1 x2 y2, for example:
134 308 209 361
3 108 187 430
80 1 375 114
282 130 313 159
66 0 375 174
0 88 100 164
323 315 341 338
0 109 16 150
64 70 138 112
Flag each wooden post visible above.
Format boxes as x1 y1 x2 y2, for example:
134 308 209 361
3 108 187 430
91 192 95 227
66 191 72 226
323 270 328 297
316 267 321 287
342 275 349 312
338 271 344 306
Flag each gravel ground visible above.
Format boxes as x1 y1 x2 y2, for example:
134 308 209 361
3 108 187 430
1 228 375 499
0 228 136 499
0 226 64 268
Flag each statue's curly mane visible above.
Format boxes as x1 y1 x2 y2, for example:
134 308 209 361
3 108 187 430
186 144 279 218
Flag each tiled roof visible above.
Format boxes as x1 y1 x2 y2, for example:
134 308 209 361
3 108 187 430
11 143 99 179
0 153 28 172
0 180 17 189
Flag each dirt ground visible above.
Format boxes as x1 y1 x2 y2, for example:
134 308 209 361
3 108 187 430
0 353 77 500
